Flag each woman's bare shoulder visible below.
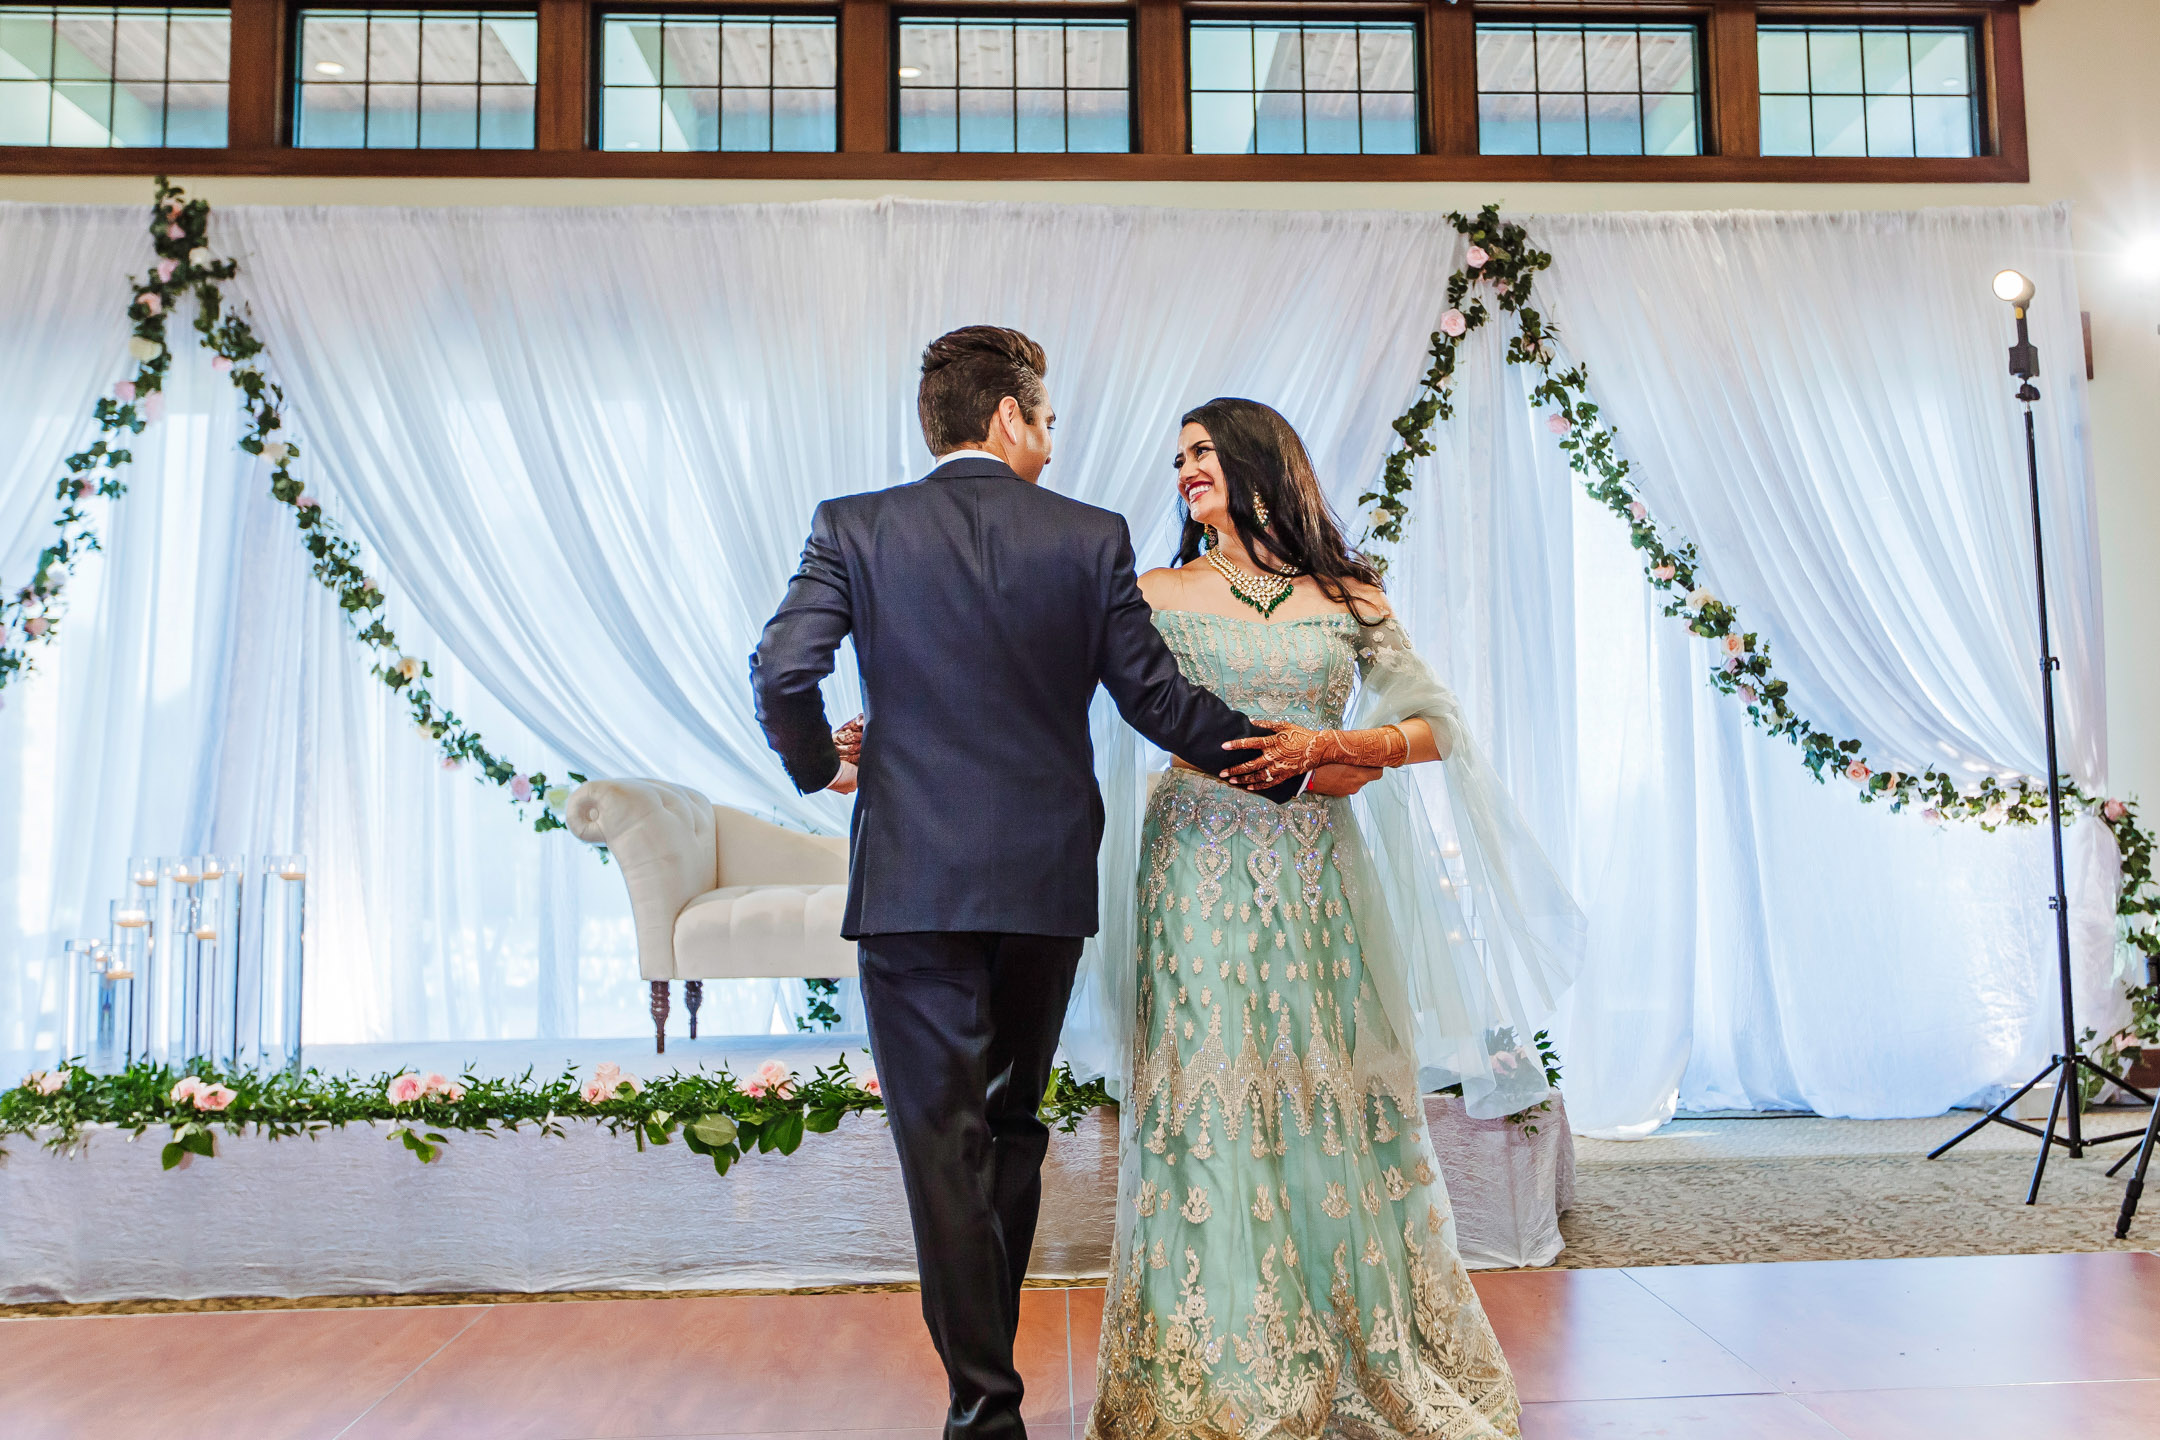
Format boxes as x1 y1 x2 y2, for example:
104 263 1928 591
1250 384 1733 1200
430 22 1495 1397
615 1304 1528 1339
1138 564 1200 607
1341 578 1394 621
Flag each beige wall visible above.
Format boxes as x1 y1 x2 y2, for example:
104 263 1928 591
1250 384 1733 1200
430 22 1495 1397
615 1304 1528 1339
7 0 2155 797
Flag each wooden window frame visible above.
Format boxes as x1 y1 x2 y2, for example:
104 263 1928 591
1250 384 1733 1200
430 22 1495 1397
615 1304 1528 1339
0 0 2031 178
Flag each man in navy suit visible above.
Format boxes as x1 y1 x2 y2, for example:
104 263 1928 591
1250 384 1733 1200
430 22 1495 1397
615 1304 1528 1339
751 327 1304 1440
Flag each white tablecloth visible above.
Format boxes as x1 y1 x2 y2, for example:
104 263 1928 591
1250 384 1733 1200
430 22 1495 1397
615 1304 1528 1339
0 1096 1572 1302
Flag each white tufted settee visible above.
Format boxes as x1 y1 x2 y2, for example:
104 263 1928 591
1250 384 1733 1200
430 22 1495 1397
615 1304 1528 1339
565 779 854 1050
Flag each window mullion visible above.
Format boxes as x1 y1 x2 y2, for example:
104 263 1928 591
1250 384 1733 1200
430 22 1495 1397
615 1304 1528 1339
226 0 287 147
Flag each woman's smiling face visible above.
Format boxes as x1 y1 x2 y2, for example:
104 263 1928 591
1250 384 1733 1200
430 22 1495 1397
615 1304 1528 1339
1175 422 1230 531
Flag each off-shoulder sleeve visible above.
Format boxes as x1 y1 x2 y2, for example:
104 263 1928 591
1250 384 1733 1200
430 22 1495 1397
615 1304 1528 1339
1350 617 1461 755
1340 617 1588 1118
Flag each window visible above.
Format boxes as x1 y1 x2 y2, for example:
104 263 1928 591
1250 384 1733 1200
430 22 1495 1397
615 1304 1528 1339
599 13 835 151
1758 25 1977 158
0 5 227 146
896 16 1128 153
293 8 536 148
1186 19 1415 156
1476 22 1698 157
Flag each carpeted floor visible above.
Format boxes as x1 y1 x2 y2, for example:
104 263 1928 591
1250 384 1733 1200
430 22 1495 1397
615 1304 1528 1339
1558 1109 2159 1268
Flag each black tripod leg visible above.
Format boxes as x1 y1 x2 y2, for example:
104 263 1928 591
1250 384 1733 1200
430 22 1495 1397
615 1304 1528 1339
2028 1059 2069 1205
2115 1096 2160 1239
1931 1070 2045 1160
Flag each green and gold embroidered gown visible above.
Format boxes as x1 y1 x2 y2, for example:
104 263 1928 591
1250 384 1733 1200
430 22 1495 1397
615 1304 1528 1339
1077 610 1569 1440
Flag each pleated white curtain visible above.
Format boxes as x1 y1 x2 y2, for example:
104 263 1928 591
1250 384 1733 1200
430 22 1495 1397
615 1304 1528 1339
0 197 2117 1137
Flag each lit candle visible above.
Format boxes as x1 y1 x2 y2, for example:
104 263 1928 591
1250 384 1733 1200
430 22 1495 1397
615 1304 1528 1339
1440 842 1462 860
278 863 306 881
201 860 225 879
132 874 158 888
193 925 218 941
115 908 149 928
172 866 201 885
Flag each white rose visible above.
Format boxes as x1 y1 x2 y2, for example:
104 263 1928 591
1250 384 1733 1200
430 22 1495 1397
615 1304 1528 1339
261 441 290 465
127 337 162 362
1372 507 1393 524
188 247 211 267
544 786 571 810
1685 588 1715 610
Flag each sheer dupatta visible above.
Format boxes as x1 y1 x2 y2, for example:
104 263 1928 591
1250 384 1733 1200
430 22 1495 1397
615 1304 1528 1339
1063 617 1586 1119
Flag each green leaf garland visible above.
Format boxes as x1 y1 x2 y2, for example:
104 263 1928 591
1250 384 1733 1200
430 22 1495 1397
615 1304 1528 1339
1363 204 2160 1056
0 179 578 839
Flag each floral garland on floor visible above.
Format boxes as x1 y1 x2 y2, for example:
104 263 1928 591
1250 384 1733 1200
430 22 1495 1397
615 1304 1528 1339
1 1056 1110 1174
0 179 580 837
1360 205 2160 1064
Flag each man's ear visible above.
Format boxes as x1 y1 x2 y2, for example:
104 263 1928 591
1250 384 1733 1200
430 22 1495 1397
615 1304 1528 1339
995 395 1023 444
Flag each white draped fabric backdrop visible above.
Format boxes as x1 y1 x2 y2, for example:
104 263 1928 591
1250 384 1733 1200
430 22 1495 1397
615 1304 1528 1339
0 198 2119 1137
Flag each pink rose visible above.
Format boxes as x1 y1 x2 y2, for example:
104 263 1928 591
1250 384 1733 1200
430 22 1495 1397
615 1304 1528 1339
421 1072 462 1100
296 493 319 510
211 355 232 373
115 380 136 403
583 1062 641 1104
1846 761 1871 783
1723 655 1742 673
1465 245 1489 268
745 1059 794 1099
1491 1049 1520 1074
1723 634 1744 654
167 222 185 240
138 292 161 314
142 392 164 423
194 1083 236 1111
1547 412 1571 436
509 774 533 802
386 1072 426 1105
24 617 47 637
73 478 91 498
1922 807 1944 825
1650 564 1676 582
2104 799 2128 821
1496 278 1512 294
26 1068 69 1095
1738 685 1759 705
441 757 461 771
1438 309 1468 338
1627 500 1647 521
861 1076 880 1096
155 257 178 283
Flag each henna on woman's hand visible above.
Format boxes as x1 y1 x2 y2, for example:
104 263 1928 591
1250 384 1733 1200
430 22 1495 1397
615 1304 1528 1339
1219 723 1408 791
833 714 864 765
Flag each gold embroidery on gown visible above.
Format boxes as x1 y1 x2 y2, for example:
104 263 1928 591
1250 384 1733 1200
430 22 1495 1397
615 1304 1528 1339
1084 613 1521 1440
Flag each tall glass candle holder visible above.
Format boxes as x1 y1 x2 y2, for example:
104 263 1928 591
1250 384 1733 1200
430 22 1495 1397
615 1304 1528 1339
260 854 308 1072
164 856 209 1062
109 898 151 1066
191 856 244 1066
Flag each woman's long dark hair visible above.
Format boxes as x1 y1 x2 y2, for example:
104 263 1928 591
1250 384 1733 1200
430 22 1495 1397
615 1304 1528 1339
1174 397 1387 624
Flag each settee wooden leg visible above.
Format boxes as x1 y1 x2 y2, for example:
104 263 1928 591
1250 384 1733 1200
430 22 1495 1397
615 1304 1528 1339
684 980 703 1040
650 980 670 1054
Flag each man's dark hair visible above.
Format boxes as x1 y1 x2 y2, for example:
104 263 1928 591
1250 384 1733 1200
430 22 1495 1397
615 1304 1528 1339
918 326 1049 455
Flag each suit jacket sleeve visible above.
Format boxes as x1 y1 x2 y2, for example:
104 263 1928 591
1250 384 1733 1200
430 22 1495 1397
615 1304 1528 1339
751 501 850 795
1096 518 1304 806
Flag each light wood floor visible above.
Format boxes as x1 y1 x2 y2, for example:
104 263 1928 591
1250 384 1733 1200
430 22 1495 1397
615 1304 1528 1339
5 1251 2158 1438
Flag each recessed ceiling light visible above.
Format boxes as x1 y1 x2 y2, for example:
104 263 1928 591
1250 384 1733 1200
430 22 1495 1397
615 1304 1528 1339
313 60 345 75
896 66 921 78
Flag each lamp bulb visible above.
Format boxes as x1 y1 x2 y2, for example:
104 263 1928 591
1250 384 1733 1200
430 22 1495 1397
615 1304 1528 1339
1992 268 2035 306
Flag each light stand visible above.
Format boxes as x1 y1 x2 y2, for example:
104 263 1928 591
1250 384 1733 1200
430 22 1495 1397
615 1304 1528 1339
1926 269 2152 1199
2110 952 2160 1236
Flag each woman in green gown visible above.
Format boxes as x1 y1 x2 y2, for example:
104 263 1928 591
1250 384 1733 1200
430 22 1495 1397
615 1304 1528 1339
1069 399 1585 1440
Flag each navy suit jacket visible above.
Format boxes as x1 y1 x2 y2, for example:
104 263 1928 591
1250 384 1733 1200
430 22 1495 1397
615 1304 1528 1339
751 455 1296 939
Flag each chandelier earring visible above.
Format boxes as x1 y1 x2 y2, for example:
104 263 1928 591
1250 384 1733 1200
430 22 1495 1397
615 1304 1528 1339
1203 525 1220 551
1252 491 1271 528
